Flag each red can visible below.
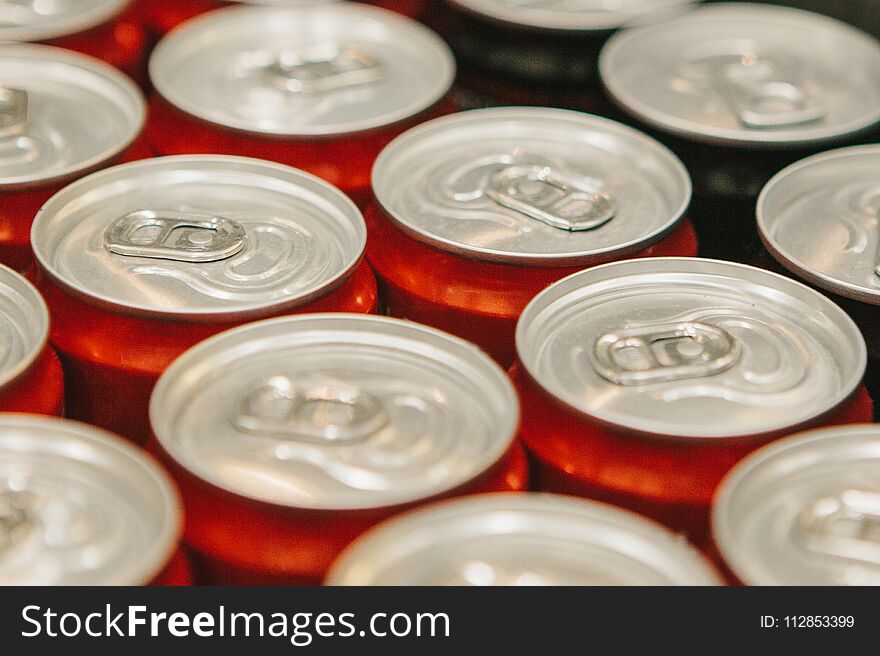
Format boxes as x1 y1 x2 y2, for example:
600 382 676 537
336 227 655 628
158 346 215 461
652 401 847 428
367 107 697 367
31 155 377 446
0 44 149 272
0 0 148 86
0 414 186 586
514 258 874 547
713 424 880 586
0 265 64 416
147 4 456 207
150 314 529 585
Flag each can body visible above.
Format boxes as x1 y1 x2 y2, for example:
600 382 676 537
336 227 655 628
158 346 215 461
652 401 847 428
366 203 698 367
151 549 195 587
35 262 377 445
513 362 874 546
156 441 528 584
0 347 65 417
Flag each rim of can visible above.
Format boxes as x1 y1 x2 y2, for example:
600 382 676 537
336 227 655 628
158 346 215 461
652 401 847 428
0 264 49 394
372 107 692 267
516 257 867 440
151 313 520 511
758 144 880 306
31 155 367 322
600 3 880 149
149 4 456 138
0 0 129 42
327 492 722 585
0 414 182 586
0 43 145 190
713 424 880 586
447 0 700 33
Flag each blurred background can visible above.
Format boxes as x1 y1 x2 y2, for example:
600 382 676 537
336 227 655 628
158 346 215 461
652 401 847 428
0 44 149 271
367 107 696 367
146 4 456 207
150 314 528 584
512 258 873 546
31 155 376 444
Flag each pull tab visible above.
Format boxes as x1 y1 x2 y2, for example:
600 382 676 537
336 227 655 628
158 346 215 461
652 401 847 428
591 321 740 386
485 165 616 231
234 375 389 445
0 491 32 554
0 87 27 140
263 44 385 95
103 210 247 263
799 490 880 567
707 54 826 129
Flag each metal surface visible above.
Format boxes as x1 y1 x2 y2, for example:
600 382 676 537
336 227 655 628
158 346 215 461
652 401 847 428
0 265 48 392
372 108 691 266
516 258 867 439
150 314 519 510
714 424 880 585
0 0 128 42
327 493 721 585
31 156 366 321
149 4 455 137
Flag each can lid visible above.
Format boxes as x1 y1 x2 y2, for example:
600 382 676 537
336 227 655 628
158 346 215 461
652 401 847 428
373 108 691 266
448 0 699 32
151 314 519 510
758 145 880 306
0 265 48 393
600 3 880 148
517 258 866 440
714 424 880 585
327 493 721 585
149 4 455 137
32 155 366 321
0 415 181 585
0 0 128 42
0 44 145 190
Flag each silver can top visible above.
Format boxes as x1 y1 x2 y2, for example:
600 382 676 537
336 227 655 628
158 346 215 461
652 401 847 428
0 0 128 42
517 258 866 439
149 4 455 137
31 155 366 321
151 314 519 510
758 145 880 307
714 424 880 585
600 3 880 148
0 265 49 393
373 108 691 266
448 0 699 32
0 44 145 190
0 415 181 585
327 493 721 585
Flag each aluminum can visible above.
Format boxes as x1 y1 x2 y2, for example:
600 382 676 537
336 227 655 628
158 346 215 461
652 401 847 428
600 3 880 262
150 314 529 585
713 424 880 585
31 155 377 445
368 107 697 367
328 493 721 585
0 44 149 272
424 0 699 112
0 414 187 585
0 265 64 416
0 0 149 85
513 258 873 545
147 4 456 207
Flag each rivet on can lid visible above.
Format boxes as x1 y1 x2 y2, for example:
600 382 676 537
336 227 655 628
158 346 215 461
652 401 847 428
714 424 880 585
0 0 129 42
150 314 519 510
0 415 181 586
372 107 691 266
149 4 455 137
600 3 880 147
758 144 880 306
327 493 722 585
516 258 867 439
32 155 367 321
